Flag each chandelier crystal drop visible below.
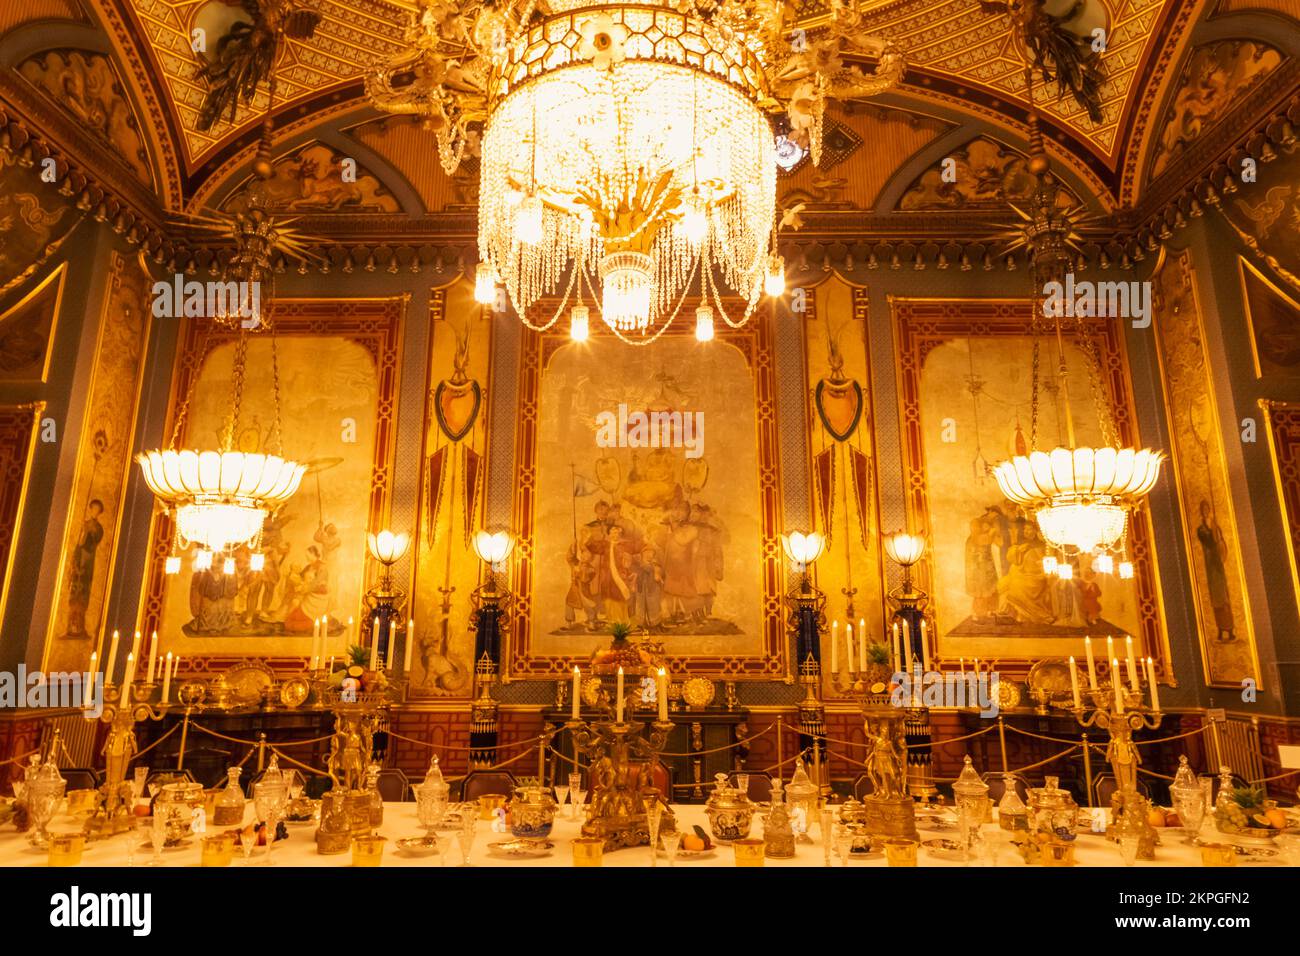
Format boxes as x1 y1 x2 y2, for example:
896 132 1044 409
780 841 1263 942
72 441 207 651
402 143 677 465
369 1 904 340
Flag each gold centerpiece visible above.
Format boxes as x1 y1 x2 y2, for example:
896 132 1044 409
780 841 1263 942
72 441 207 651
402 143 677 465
829 670 918 841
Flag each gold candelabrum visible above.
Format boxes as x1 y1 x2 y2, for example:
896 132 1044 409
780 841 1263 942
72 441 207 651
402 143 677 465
86 680 174 840
566 679 675 851
829 670 918 840
1073 682 1163 860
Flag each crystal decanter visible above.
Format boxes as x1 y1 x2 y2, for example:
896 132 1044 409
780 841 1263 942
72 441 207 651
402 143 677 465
365 764 384 827
762 780 796 859
214 767 245 827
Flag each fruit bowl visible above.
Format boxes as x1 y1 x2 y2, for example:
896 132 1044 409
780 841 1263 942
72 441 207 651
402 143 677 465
1214 785 1285 843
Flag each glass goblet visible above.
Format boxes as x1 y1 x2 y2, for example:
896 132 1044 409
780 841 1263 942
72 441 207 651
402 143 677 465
132 767 149 802
572 789 587 822
149 812 167 866
645 800 664 868
735 774 750 800
238 825 258 866
661 829 682 866
1118 834 1140 867
253 792 276 866
456 817 478 866
125 817 147 867
568 773 582 819
834 825 854 867
554 784 570 815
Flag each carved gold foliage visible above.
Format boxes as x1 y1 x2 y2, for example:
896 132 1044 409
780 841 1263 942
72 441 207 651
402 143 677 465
17 49 153 186
220 142 400 213
0 159 79 299
897 137 1081 210
1151 40 1284 178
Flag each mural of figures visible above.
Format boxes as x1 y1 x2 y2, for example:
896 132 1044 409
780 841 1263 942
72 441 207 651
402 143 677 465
150 306 400 658
44 253 150 673
1151 250 1258 687
411 279 485 699
894 299 1167 672
515 322 785 676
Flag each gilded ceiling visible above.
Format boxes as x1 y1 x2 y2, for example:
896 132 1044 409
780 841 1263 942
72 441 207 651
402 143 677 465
1 0 1295 229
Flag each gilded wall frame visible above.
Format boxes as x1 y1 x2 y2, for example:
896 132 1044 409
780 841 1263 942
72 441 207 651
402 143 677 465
42 251 152 673
1239 256 1300 380
0 403 44 632
891 297 1172 682
506 308 787 679
1152 249 1260 688
136 297 404 674
1259 400 1300 629
0 261 65 385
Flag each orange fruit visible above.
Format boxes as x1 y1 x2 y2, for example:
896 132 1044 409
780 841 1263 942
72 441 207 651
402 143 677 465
1147 808 1167 828
682 834 705 851
1265 808 1287 830
1165 811 1181 827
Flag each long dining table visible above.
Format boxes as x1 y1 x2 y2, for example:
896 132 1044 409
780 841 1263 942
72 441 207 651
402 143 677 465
2 801 1287 868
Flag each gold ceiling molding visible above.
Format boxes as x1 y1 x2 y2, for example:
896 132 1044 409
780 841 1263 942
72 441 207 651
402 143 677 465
17 48 155 188
124 0 409 164
863 0 1172 158
0 0 87 34
895 135 1084 211
216 140 401 214
1149 39 1284 180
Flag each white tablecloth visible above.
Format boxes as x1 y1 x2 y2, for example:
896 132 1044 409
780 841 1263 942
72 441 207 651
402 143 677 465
0 802 1283 867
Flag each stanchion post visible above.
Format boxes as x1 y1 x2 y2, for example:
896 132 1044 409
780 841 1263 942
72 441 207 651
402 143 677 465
257 732 267 772
777 714 784 775
176 707 192 771
998 716 1008 773
1081 732 1093 807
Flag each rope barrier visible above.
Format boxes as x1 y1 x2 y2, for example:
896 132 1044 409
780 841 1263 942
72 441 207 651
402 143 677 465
189 722 333 749
654 721 777 757
0 747 40 767
269 747 330 778
131 722 181 760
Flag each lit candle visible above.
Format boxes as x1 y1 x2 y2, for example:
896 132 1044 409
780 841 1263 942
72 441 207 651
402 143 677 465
84 653 97 709
171 654 181 684
920 620 931 673
1106 635 1114 668
831 621 839 674
845 628 856 675
1069 656 1080 709
326 656 334 674
902 619 911 669
404 619 415 672
572 666 581 720
1146 657 1160 711
161 652 173 703
313 615 321 641
858 618 867 672
105 629 120 685
147 631 158 684
122 652 136 689
616 666 625 723
891 621 899 671
1084 636 1098 690
1112 660 1124 713
387 621 396 669
369 628 378 671
657 667 668 722
1125 636 1140 694
959 656 965 676
130 630 142 662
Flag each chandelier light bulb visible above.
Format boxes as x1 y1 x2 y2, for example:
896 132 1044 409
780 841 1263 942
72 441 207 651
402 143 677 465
1055 562 1074 581
194 550 214 572
694 305 714 342
367 529 411 565
570 304 590 342
764 254 786 297
883 531 926 567
1042 555 1058 575
1092 553 1114 575
514 193 544 245
681 197 709 245
249 552 266 572
164 555 181 576
474 262 498 304
222 556 236 576
1118 561 1135 580
473 529 515 567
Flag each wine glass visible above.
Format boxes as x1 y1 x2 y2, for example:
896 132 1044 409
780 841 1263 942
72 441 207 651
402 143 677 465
253 788 277 866
819 808 836 867
735 774 750 800
284 770 305 803
554 783 570 816
125 817 147 867
834 825 854 867
572 787 587 822
456 815 478 866
238 824 258 866
132 767 149 802
568 773 582 820
661 829 682 866
645 800 664 868
149 811 167 866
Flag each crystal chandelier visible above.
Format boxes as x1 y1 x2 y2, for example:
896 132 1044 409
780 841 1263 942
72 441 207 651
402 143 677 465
140 62 309 570
991 113 1163 569
369 0 903 340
